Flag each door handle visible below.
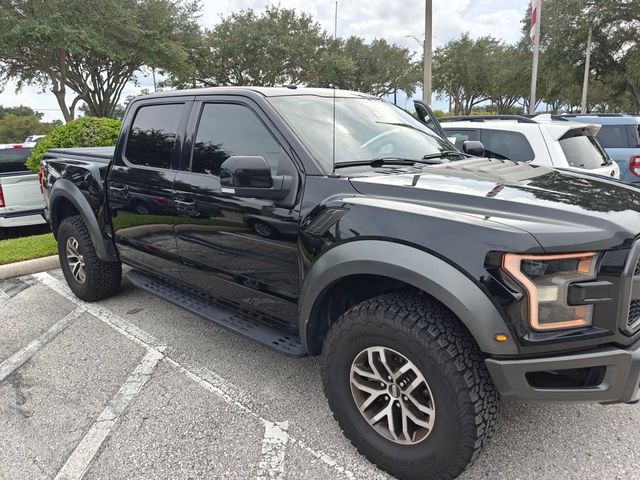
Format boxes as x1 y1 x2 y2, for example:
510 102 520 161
110 185 128 192
175 200 196 207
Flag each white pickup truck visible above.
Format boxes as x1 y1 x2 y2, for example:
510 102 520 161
0 144 46 235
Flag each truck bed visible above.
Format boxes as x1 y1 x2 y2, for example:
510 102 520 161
46 146 115 162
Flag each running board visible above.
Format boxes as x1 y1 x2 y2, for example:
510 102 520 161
127 270 307 358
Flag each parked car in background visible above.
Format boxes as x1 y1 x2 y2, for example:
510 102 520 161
547 114 640 184
441 115 620 179
23 134 47 148
0 144 47 234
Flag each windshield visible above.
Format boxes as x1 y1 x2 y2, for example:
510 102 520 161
269 96 456 170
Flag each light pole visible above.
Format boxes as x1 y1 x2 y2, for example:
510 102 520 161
424 0 433 105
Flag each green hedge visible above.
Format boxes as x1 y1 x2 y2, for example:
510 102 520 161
27 117 121 172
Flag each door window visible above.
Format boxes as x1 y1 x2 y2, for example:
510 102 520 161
628 125 640 148
125 104 183 169
596 125 629 149
192 103 285 176
480 129 535 161
443 129 478 150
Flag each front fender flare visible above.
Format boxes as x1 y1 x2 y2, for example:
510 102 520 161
300 240 517 355
49 178 117 262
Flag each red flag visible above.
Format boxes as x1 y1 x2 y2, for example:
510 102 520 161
530 0 542 42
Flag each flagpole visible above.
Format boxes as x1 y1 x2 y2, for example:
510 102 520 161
529 0 542 115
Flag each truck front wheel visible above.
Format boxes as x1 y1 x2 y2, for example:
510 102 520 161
57 215 122 302
321 292 499 480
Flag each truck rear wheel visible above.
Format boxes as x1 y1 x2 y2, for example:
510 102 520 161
57 215 121 302
321 292 499 480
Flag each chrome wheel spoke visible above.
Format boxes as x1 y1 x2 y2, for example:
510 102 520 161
407 393 435 417
350 346 435 445
66 237 86 284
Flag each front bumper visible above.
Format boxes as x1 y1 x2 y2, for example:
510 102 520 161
486 337 640 404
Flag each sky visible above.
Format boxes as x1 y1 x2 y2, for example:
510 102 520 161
0 0 529 121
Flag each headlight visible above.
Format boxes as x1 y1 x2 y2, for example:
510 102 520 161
502 252 597 331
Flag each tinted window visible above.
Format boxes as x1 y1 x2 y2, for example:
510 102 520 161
126 104 183 169
559 134 608 169
443 129 478 150
596 125 629 148
628 125 640 148
0 147 31 173
192 103 284 176
481 130 535 162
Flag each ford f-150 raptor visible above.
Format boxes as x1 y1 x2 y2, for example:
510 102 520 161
40 87 640 480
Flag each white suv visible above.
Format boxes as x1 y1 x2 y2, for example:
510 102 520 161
441 115 620 179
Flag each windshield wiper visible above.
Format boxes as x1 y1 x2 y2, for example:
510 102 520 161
334 157 419 169
420 151 467 164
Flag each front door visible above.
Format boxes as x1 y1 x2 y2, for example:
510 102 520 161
173 99 300 325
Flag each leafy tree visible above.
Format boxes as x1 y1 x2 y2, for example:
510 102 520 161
539 0 640 112
314 37 420 97
27 117 121 171
0 105 42 119
0 113 52 143
171 7 327 88
433 35 499 115
0 0 201 122
488 44 531 114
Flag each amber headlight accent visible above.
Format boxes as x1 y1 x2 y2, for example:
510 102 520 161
502 252 597 331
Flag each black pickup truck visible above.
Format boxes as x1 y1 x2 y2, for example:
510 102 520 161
41 87 640 480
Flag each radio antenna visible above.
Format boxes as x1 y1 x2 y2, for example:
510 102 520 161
332 0 338 174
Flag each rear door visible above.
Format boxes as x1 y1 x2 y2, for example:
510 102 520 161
0 146 45 217
595 124 637 182
107 99 191 278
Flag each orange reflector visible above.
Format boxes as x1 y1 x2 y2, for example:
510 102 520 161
495 334 509 343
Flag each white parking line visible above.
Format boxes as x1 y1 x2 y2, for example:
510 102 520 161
33 272 166 351
0 307 85 382
33 272 358 480
256 421 289 480
54 349 164 480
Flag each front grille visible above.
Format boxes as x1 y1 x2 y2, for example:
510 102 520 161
629 300 640 327
625 253 640 333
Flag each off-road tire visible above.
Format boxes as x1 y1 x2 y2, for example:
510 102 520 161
57 215 121 302
322 292 499 480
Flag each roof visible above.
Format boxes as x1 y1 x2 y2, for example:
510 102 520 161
441 117 601 140
553 115 640 126
140 86 377 100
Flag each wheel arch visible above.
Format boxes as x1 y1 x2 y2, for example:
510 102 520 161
300 240 517 356
49 179 118 262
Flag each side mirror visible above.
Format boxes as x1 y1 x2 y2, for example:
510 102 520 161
220 156 290 200
462 140 485 157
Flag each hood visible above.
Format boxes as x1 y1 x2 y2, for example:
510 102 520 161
348 158 640 252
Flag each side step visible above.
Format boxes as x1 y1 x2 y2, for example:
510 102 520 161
127 270 307 358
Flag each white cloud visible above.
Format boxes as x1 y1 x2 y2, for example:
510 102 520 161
4 0 529 120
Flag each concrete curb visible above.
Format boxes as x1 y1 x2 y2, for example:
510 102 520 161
0 255 60 280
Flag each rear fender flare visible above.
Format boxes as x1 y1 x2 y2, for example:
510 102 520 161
49 179 117 262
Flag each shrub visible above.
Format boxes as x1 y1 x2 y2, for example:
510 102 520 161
27 116 121 171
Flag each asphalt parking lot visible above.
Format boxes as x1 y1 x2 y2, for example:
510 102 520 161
2 269 640 480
